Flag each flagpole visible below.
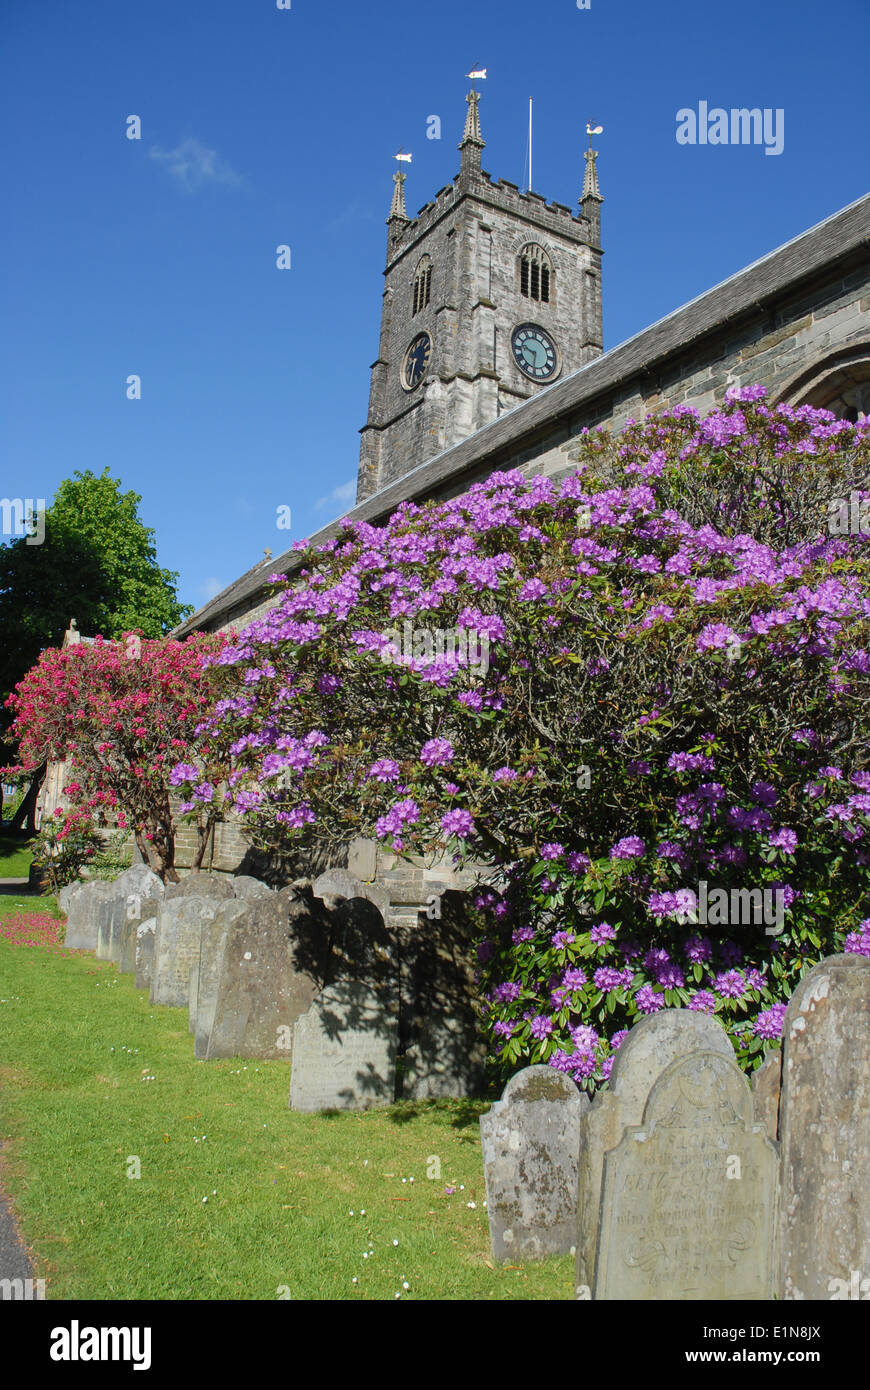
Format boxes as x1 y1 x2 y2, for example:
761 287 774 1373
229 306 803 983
528 97 533 192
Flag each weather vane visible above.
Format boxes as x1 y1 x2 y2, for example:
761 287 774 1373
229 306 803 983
586 121 604 148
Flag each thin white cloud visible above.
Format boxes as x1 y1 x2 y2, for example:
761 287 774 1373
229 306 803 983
198 577 227 601
149 138 241 192
315 478 357 511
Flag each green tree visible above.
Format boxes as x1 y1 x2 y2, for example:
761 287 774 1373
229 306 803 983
1 468 192 823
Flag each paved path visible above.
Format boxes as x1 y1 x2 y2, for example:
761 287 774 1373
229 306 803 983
0 879 32 896
0 1156 34 1286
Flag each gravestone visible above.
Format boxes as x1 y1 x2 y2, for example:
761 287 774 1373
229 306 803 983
289 905 397 1112
752 1048 781 1143
480 1065 589 1261
206 892 330 1060
594 1048 779 1300
193 900 249 1057
134 918 157 992
116 872 164 974
576 1010 735 1293
164 874 236 903
779 953 870 1301
229 875 274 902
95 895 128 963
64 880 116 950
399 891 487 1100
151 897 220 1007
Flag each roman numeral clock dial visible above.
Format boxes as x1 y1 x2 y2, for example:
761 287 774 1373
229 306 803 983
511 324 559 381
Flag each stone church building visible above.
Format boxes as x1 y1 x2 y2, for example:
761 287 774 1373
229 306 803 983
170 90 870 890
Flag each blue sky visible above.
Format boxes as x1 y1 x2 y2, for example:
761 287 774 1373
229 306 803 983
3 0 868 617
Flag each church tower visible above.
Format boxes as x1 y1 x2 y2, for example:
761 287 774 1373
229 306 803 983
357 90 604 502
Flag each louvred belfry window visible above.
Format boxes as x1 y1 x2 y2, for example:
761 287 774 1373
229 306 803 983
519 244 552 303
413 256 432 315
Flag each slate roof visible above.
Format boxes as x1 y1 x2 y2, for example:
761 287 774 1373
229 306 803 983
175 191 870 638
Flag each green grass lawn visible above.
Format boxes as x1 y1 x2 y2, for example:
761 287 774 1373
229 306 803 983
0 833 34 879
0 909 573 1301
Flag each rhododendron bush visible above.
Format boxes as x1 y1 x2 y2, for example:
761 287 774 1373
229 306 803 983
7 633 227 881
179 388 870 1085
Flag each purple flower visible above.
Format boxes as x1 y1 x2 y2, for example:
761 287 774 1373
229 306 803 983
635 984 664 1014
767 828 798 853
419 738 454 767
570 1024 599 1056
684 934 713 963
512 926 535 945
656 963 685 989
540 842 564 860
367 758 401 783
551 930 575 949
688 991 716 1014
593 966 625 992
566 851 591 872
529 1014 554 1040
714 969 746 1000
562 966 588 989
753 1003 788 1039
441 809 475 839
610 835 645 860
590 921 616 945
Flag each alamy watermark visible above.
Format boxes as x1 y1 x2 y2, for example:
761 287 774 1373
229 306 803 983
676 102 784 156
381 621 490 676
672 880 785 935
1 497 45 545
828 492 870 535
0 1277 45 1300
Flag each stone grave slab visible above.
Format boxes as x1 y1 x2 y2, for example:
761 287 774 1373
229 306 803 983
779 953 870 1301
751 1047 781 1143
205 892 329 1060
63 880 116 951
134 919 157 991
193 900 250 1058
289 907 397 1111
151 897 220 1008
480 1065 589 1261
576 1010 735 1292
594 1049 779 1300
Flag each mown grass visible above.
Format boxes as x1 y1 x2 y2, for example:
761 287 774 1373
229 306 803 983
0 913 573 1301
0 833 33 879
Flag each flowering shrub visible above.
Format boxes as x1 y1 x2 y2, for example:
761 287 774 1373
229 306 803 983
6 633 228 881
177 388 870 1084
30 806 105 893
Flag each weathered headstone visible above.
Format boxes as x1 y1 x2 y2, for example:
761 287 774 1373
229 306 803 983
115 873 164 974
752 1047 781 1143
151 897 220 1007
289 905 397 1112
95 895 127 963
480 1065 589 1261
594 1048 779 1300
229 875 274 902
779 953 870 1301
164 873 235 902
576 1010 735 1293
192 901 249 1055
134 918 157 991
63 880 116 950
206 892 329 1060
399 892 487 1100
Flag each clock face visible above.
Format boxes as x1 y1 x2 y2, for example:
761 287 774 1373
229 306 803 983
511 324 558 381
401 332 432 391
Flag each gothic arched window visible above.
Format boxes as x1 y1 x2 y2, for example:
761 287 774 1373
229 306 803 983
412 256 432 315
519 244 552 303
